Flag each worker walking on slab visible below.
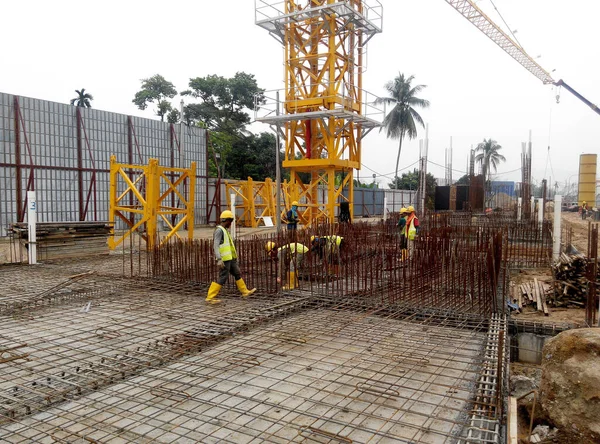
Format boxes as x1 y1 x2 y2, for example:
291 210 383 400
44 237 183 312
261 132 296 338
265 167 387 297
310 235 344 275
266 241 308 290
206 210 256 304
405 206 420 258
286 201 300 230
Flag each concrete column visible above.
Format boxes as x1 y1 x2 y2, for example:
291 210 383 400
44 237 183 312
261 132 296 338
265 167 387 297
230 192 236 239
553 195 562 262
383 196 388 221
27 191 37 265
538 198 544 226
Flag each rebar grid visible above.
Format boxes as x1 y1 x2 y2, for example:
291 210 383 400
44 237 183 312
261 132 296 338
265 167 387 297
0 275 312 417
458 315 508 444
152 226 507 318
1 307 488 443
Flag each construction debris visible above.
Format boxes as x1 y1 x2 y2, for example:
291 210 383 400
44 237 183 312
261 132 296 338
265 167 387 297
10 222 111 261
552 252 592 306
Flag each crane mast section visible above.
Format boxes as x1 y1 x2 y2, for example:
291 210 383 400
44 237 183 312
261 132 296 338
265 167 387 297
255 0 383 224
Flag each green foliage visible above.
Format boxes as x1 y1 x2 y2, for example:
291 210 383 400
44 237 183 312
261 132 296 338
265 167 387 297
70 88 93 108
182 72 265 132
474 138 506 183
132 74 177 121
353 179 378 189
211 131 283 180
456 174 470 185
166 108 180 124
375 73 429 182
389 169 437 209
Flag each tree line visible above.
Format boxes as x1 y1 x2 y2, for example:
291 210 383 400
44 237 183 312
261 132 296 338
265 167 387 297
69 71 505 195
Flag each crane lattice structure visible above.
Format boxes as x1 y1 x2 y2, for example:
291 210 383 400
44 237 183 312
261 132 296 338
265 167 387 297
255 0 383 225
444 0 600 116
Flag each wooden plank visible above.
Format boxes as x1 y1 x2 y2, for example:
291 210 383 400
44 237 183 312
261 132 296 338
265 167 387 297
534 278 543 312
539 281 550 316
508 396 518 444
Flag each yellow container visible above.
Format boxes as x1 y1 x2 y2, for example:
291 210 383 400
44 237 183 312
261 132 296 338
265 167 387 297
578 154 597 205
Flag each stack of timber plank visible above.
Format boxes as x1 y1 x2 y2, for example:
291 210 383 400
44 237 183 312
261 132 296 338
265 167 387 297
551 252 592 307
10 222 111 260
512 279 552 315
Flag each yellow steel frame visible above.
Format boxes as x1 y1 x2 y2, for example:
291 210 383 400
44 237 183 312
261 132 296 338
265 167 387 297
108 155 196 250
226 178 278 228
283 0 364 224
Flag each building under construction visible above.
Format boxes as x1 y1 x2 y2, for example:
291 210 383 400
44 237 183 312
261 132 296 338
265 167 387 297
2 1 600 443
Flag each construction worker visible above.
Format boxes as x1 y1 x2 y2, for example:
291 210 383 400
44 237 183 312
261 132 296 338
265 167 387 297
206 210 256 304
310 235 344 275
405 205 420 258
286 201 299 230
581 201 588 220
265 241 308 290
397 207 408 249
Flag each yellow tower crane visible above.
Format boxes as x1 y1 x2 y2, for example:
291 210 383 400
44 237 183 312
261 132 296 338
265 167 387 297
255 0 384 225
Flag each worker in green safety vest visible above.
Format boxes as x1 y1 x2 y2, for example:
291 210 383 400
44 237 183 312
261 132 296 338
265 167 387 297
206 210 256 304
310 234 345 275
405 205 420 258
266 241 308 290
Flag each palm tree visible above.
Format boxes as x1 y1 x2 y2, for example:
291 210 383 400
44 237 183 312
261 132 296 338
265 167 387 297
70 88 94 108
375 73 429 184
474 138 506 183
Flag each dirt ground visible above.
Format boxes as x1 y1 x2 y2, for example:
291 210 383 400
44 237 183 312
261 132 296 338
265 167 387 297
562 211 598 255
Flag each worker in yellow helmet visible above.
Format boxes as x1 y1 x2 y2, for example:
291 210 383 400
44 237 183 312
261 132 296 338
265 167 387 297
581 201 588 220
206 210 256 304
286 201 300 230
266 240 308 290
310 234 345 275
405 205 420 258
397 207 408 249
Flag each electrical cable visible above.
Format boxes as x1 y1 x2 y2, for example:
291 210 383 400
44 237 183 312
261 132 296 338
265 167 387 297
488 0 523 48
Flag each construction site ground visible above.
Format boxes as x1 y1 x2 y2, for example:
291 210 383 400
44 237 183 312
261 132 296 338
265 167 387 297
0 252 492 443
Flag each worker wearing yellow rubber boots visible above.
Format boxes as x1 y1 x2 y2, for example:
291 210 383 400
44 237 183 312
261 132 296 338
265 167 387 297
206 210 256 304
265 241 308 290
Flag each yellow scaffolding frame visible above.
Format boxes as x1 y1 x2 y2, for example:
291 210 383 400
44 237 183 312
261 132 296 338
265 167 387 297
108 155 196 250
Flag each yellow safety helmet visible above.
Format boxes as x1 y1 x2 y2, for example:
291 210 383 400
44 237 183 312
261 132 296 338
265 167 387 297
265 241 276 252
292 201 299 206
220 210 234 220
407 205 415 213
310 235 317 242
400 207 408 214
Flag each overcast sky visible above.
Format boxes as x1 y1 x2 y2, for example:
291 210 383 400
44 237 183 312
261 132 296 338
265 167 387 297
2 0 598 190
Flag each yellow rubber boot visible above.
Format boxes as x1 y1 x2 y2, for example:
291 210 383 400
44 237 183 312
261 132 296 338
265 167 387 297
236 279 256 298
205 282 222 304
282 272 296 290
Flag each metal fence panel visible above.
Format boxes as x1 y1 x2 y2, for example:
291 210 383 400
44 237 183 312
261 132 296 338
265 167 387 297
0 92 208 234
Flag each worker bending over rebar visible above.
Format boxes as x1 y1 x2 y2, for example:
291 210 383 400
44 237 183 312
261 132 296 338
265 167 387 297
206 210 256 304
266 241 308 290
310 235 344 275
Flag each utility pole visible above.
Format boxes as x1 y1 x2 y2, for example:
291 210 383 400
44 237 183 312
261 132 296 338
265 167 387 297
275 91 282 231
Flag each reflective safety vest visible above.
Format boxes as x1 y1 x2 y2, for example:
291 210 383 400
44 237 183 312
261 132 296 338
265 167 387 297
278 243 309 254
324 235 343 247
405 215 418 240
218 225 237 261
